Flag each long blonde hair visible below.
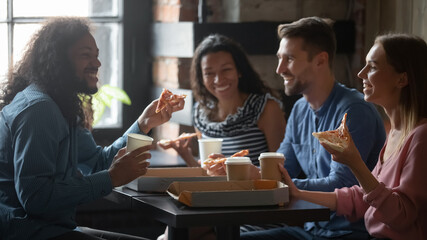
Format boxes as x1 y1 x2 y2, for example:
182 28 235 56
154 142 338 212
375 34 427 147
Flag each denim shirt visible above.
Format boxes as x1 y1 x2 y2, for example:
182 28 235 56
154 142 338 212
277 82 386 238
0 84 140 240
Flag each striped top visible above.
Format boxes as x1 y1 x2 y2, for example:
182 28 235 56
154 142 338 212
193 93 281 166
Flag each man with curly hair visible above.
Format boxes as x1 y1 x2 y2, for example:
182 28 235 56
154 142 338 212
0 17 184 240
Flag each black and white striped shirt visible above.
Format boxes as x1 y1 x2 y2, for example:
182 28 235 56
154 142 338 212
193 93 281 166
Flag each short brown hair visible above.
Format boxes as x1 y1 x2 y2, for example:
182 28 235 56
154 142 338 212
277 17 336 69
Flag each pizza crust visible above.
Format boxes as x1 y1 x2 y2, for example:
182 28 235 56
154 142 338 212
312 113 349 152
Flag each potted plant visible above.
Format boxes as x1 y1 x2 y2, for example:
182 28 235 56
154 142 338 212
81 84 131 130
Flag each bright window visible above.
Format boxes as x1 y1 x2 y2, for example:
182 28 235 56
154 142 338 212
0 0 123 128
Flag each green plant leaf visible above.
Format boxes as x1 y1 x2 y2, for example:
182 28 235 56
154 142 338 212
98 84 132 105
80 84 132 127
95 89 113 107
91 95 106 125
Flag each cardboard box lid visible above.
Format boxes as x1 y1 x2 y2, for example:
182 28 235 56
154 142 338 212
167 180 289 207
126 167 226 192
144 167 207 177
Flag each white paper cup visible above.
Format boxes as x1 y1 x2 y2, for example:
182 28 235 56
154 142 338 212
198 138 223 167
225 157 252 181
259 152 285 181
127 133 154 153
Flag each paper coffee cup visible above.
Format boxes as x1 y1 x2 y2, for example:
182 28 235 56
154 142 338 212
225 157 251 181
198 138 223 167
126 133 154 153
259 152 285 181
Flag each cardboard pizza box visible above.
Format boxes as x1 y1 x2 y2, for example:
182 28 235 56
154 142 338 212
167 180 289 207
126 167 226 192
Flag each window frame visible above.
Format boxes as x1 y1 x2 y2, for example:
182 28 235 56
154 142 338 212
92 0 153 146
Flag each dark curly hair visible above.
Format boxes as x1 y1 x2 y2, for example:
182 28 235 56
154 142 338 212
190 34 270 117
0 17 92 126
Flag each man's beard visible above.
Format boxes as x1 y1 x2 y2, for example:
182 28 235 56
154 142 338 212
284 80 305 96
75 77 98 95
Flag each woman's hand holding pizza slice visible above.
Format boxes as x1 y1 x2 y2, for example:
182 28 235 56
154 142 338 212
312 113 362 167
202 153 227 176
158 132 201 149
312 113 350 152
202 149 250 167
201 150 250 176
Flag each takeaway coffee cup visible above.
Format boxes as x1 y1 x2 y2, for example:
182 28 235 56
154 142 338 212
225 157 252 181
126 133 154 153
259 152 285 181
198 138 223 167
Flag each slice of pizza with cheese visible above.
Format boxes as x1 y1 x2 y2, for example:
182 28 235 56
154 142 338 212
312 113 350 152
203 149 249 167
155 88 187 113
158 132 201 148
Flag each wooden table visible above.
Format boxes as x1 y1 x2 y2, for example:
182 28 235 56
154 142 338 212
106 187 330 240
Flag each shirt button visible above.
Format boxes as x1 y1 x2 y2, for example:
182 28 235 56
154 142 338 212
312 148 316 154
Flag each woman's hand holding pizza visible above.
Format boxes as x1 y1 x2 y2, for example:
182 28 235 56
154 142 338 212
158 137 195 166
320 129 362 169
202 153 227 176
314 114 363 169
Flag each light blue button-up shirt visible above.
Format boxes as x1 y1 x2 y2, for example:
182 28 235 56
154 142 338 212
0 84 141 240
277 83 386 238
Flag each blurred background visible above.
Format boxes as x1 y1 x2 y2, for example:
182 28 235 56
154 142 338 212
1 1 426 238
1 0 426 146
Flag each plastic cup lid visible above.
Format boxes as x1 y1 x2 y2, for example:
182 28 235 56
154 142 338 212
258 152 284 159
198 138 223 142
225 157 251 165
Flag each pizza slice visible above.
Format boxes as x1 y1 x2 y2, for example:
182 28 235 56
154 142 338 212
155 88 187 113
312 113 350 152
158 132 201 148
203 149 250 167
230 149 249 157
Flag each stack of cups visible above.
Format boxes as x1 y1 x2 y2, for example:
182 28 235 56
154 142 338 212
225 157 252 181
198 138 223 168
126 133 154 154
259 152 285 181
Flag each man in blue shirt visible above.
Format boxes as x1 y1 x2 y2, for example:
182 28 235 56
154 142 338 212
0 17 184 240
241 17 386 239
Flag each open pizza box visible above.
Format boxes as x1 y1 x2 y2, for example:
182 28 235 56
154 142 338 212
167 180 289 207
126 167 226 192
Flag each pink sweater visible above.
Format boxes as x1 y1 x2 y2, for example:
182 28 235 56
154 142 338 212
335 120 427 240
